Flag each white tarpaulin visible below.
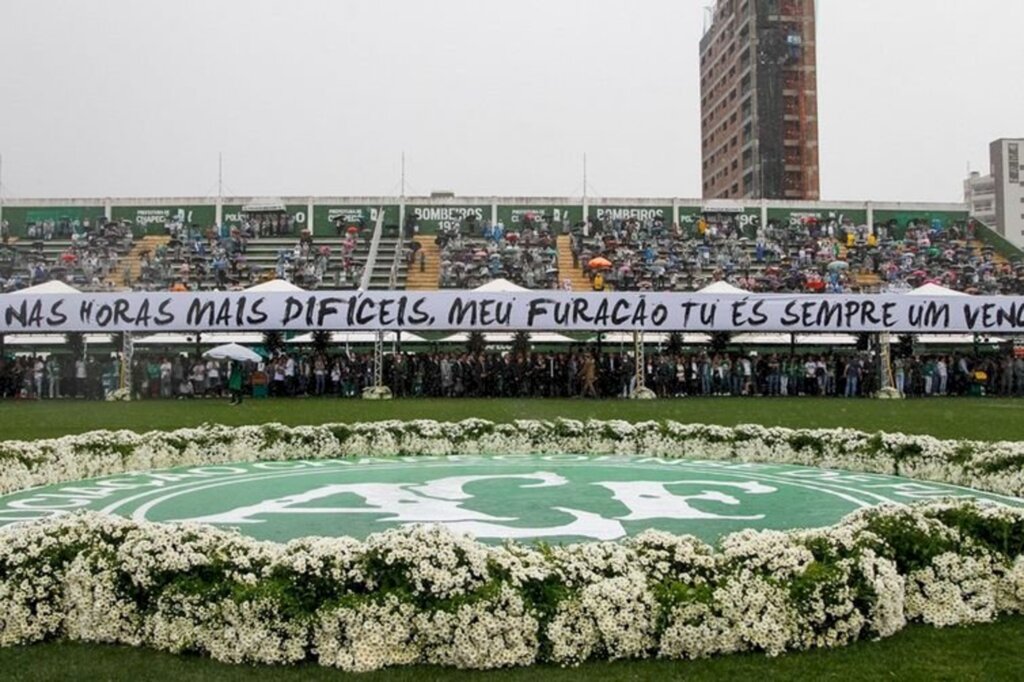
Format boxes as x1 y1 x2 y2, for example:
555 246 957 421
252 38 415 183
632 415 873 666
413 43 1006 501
4 290 1024 334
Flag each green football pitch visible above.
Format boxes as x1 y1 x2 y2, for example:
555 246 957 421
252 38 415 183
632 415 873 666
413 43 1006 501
0 396 1022 442
2 397 1024 679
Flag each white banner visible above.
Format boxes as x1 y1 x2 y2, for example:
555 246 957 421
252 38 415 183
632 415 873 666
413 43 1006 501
2 290 1024 334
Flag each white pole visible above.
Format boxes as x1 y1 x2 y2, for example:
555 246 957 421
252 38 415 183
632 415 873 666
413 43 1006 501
582 153 588 226
215 153 224 228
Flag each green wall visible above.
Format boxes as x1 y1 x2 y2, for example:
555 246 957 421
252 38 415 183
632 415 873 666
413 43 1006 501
496 205 582 231
2 206 106 238
767 206 867 228
588 205 671 225
873 209 968 238
110 205 216 236
406 205 488 236
221 204 309 232
311 205 399 237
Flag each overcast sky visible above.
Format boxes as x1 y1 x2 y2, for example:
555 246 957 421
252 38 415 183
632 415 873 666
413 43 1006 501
0 0 1021 203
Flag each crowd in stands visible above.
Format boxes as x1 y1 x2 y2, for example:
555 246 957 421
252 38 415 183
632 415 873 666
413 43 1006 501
0 347 1017 401
0 219 132 292
4 211 1024 296
570 214 1024 294
0 213 372 293
136 221 364 291
437 213 561 289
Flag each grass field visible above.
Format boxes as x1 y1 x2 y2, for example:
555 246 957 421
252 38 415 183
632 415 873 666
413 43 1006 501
2 396 1024 680
2 617 1023 682
0 396 1022 442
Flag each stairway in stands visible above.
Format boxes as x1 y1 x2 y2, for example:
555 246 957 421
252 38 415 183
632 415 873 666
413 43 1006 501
405 239 440 290
113 235 170 289
969 239 1010 266
556 235 591 292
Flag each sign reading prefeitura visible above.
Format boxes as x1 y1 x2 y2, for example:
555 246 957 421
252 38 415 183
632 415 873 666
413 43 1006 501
110 205 217 235
311 206 400 236
0 456 1019 543
496 205 582 231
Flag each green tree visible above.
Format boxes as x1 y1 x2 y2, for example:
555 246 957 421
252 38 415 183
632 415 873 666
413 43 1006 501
466 331 487 355
311 331 332 357
710 332 731 354
512 331 532 359
262 331 286 357
666 332 684 356
65 332 86 359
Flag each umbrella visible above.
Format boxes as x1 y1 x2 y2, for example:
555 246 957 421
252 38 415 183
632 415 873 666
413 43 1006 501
828 261 849 271
589 257 613 269
347 225 359 234
203 343 261 363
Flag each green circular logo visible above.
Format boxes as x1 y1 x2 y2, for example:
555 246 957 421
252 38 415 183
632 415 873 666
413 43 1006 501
2 456 1020 543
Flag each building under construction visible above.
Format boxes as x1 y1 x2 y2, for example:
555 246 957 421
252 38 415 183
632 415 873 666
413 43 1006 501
700 0 820 201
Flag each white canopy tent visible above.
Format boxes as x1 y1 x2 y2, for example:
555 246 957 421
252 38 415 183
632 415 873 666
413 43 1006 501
287 331 426 344
132 332 264 346
15 280 81 294
916 335 1006 345
697 281 749 295
594 332 697 345
241 199 288 213
472 278 528 293
203 343 262 362
245 279 305 292
1 333 113 347
906 283 969 297
439 331 577 344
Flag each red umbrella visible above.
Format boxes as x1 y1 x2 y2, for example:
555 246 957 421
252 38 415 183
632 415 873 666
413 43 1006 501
347 225 359 234
588 257 613 270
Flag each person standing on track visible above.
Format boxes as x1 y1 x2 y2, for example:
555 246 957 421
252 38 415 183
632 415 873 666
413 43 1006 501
228 361 246 406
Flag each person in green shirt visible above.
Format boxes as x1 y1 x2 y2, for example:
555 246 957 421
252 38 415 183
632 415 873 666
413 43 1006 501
228 361 246 405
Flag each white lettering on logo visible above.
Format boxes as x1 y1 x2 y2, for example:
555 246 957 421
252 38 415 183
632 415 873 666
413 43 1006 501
170 473 777 539
595 480 776 521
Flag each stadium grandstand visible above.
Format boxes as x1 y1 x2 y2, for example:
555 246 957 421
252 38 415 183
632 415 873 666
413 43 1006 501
1 196 1018 296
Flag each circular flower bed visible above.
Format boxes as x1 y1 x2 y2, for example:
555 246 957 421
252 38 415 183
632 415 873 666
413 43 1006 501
0 420 1023 671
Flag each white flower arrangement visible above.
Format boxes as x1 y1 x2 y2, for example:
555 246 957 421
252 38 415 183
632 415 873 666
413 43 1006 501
1 421 1024 671
2 419 1024 500
0 501 1021 671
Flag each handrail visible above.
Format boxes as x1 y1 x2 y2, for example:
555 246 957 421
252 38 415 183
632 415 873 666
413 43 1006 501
358 207 386 291
388 216 406 290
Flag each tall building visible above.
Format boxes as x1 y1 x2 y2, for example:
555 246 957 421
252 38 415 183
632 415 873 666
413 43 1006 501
700 0 820 200
963 171 996 230
967 139 1024 248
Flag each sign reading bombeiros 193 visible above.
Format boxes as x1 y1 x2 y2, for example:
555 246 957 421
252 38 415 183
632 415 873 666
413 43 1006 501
3 290 1024 334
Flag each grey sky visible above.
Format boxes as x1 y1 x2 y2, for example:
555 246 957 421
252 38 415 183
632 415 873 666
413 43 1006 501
0 0 1021 202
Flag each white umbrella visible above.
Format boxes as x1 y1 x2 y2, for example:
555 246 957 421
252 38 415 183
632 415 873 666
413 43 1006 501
203 343 261 362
